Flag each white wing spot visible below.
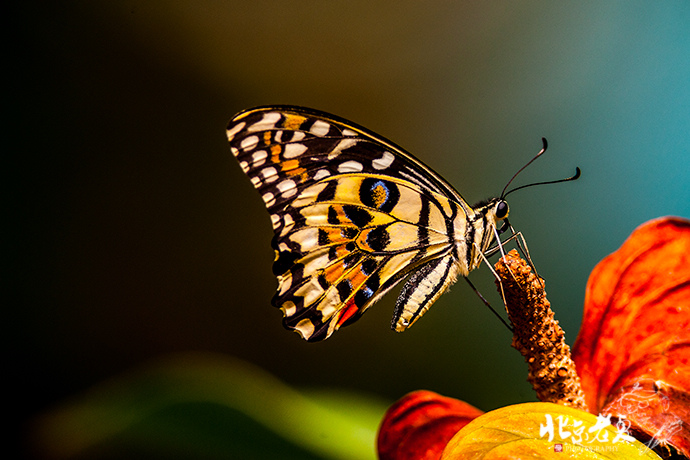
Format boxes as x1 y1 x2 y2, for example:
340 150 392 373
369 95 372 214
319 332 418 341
277 179 297 198
328 138 358 160
292 132 306 141
294 227 319 252
338 161 364 173
252 150 268 167
261 167 278 183
342 128 357 137
239 161 249 172
281 300 297 317
310 120 331 136
373 151 395 170
262 192 275 207
250 176 262 187
302 278 325 307
240 135 259 151
313 169 330 181
284 143 308 159
274 130 283 142
270 213 280 229
226 122 246 141
249 112 281 132
280 213 295 235
278 276 292 295
294 318 315 339
303 252 330 275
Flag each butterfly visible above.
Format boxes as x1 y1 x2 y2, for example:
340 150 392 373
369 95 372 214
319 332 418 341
226 105 579 341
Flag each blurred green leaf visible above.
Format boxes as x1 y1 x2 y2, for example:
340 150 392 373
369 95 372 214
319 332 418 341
30 353 388 459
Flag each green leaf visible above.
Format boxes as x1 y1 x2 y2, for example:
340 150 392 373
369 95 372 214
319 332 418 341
30 353 388 460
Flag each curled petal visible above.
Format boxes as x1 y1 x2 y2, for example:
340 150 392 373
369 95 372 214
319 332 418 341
377 390 483 460
572 217 690 456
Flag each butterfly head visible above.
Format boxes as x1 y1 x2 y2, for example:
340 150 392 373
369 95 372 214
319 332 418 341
489 198 511 234
495 199 509 220
492 199 511 237
480 198 510 232
464 197 512 271
473 197 510 225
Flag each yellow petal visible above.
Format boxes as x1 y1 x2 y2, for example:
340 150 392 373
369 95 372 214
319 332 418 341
441 402 660 459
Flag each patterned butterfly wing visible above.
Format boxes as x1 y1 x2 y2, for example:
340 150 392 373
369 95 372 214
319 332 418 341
227 106 481 341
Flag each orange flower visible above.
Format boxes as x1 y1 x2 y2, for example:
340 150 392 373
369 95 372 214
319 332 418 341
378 390 484 460
377 217 690 459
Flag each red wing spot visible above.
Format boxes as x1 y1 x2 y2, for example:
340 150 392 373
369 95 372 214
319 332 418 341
337 299 359 327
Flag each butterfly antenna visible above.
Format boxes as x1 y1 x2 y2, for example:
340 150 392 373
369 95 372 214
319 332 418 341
501 138 581 198
500 138 548 199
504 167 581 198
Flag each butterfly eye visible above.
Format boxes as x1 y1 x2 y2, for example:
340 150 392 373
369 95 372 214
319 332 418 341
495 200 509 219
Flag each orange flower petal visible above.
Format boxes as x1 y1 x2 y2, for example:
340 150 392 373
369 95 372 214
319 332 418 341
601 377 689 458
572 217 690 456
377 390 483 460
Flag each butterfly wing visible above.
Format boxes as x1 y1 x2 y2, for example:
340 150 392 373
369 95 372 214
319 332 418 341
227 106 474 341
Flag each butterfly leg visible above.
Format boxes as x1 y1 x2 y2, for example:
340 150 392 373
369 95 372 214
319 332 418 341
483 225 520 285
472 239 515 331
463 277 513 332
474 224 531 327
499 222 545 290
484 226 525 259
484 223 538 284
476 241 511 306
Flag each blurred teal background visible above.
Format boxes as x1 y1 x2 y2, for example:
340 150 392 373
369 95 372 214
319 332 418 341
10 1 689 458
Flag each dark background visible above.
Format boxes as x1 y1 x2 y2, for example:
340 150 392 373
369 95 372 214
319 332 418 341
10 1 689 456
